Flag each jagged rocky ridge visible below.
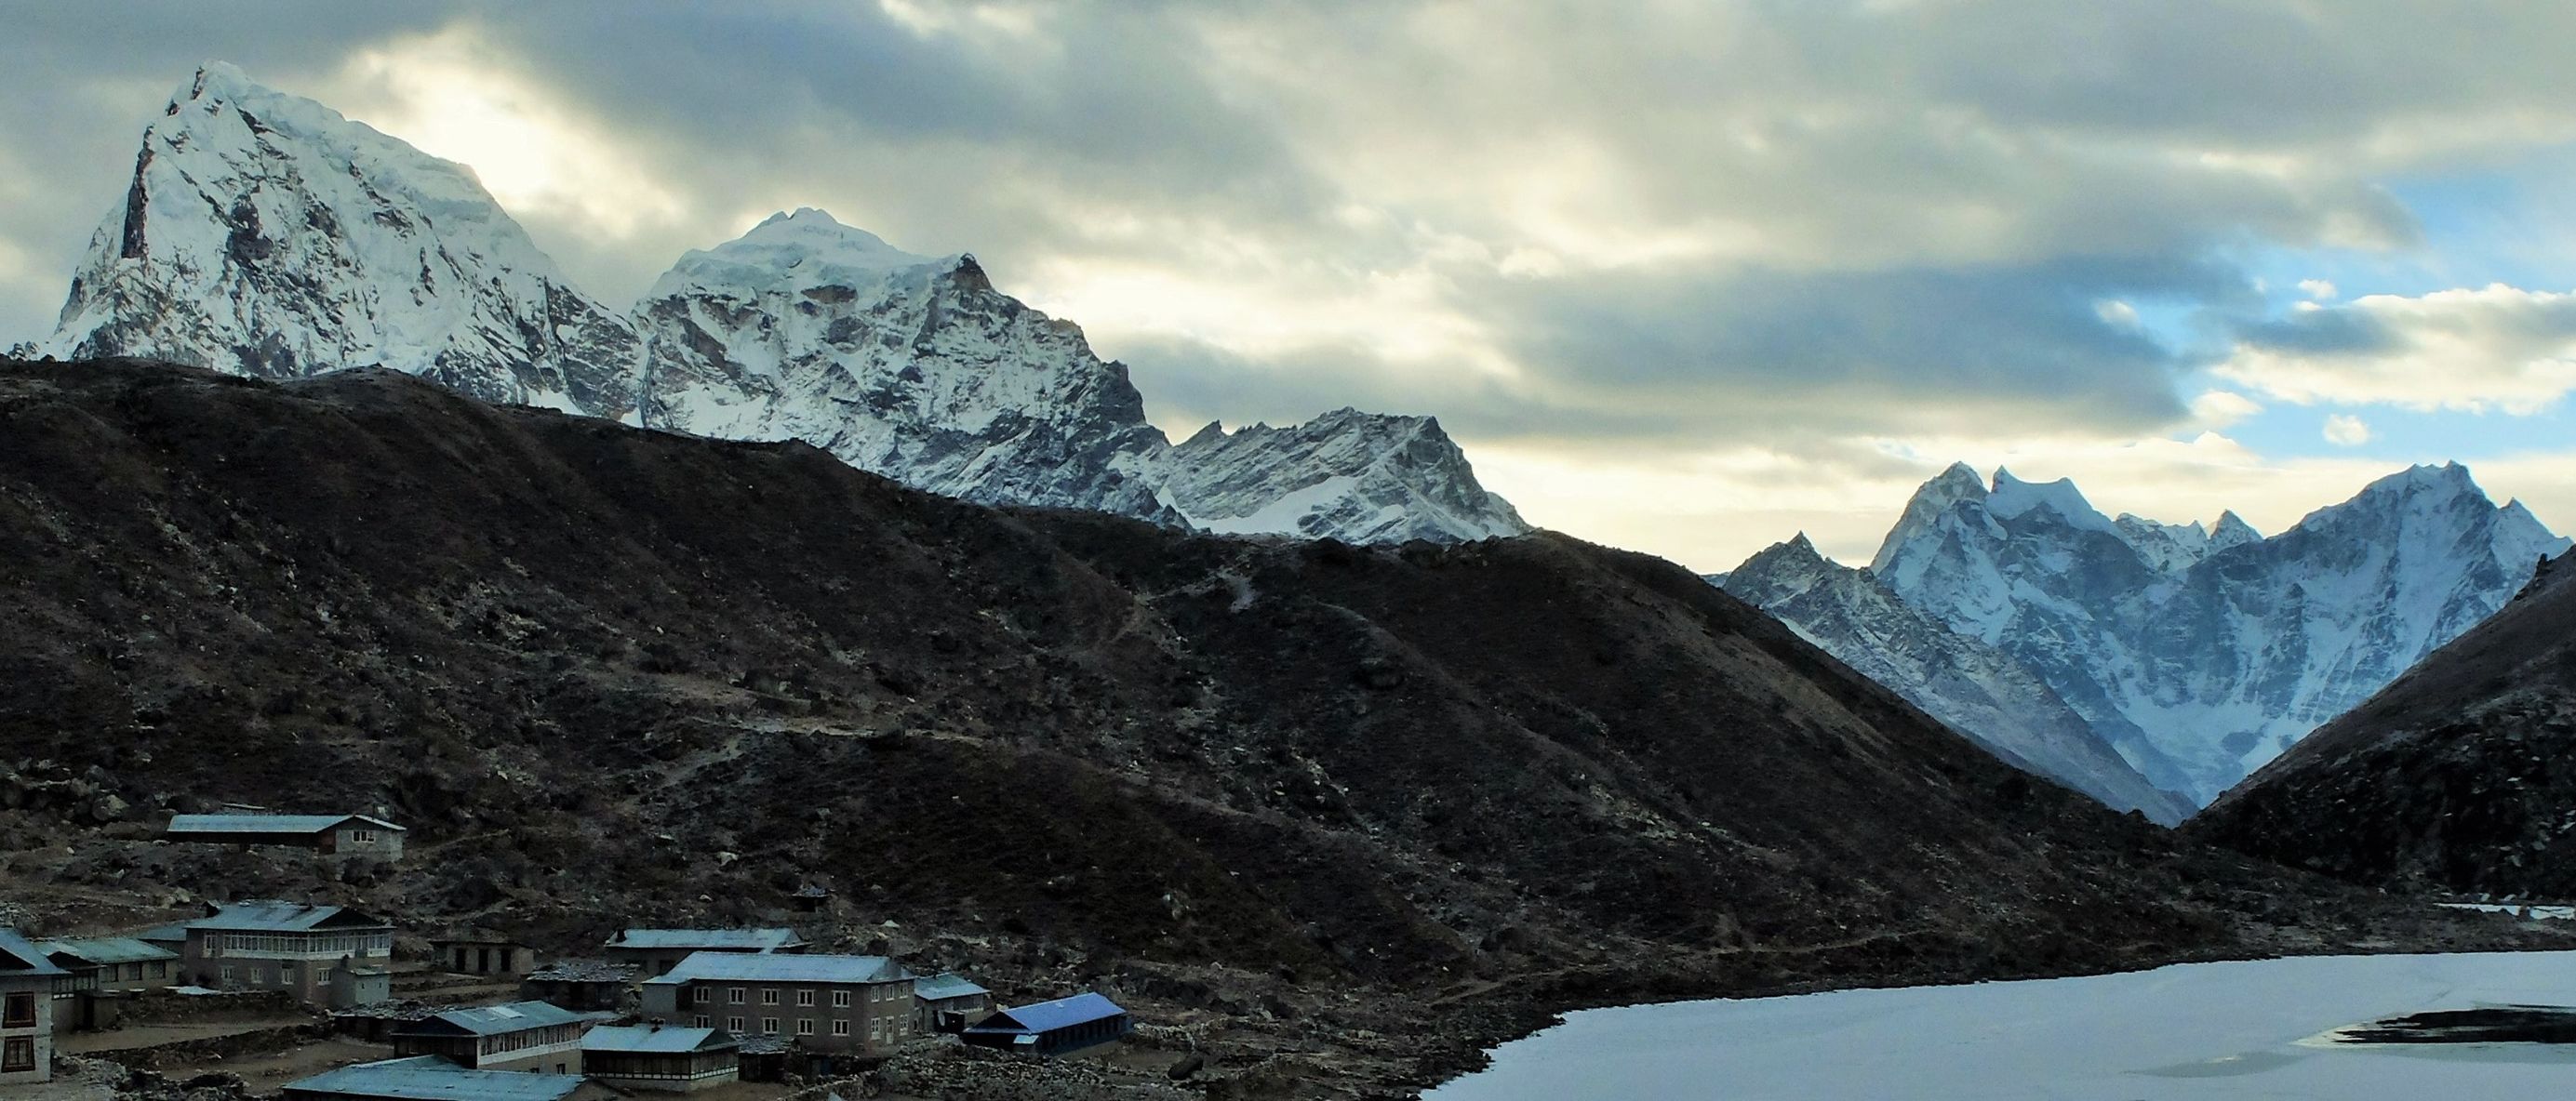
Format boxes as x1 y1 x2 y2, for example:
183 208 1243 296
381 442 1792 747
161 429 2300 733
0 358 2438 1095
2193 547 2576 896
1725 535 2194 824
43 63 1526 545
1730 462 2568 810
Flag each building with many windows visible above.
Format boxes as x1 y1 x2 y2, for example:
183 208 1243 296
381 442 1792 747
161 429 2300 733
180 900 394 1008
582 1023 740 1093
391 1001 603 1074
0 928 65 1086
638 952 915 1055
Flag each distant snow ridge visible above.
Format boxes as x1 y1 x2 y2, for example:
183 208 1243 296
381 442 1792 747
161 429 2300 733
45 64 1529 546
1162 410 1528 543
1723 535 2194 824
1738 461 2569 808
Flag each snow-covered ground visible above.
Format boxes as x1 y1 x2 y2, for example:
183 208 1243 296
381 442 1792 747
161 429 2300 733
1426 952 2576 1100
2440 902 2576 921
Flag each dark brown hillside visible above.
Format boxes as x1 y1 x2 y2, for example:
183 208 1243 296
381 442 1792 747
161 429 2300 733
2195 549 2576 897
0 359 2542 1095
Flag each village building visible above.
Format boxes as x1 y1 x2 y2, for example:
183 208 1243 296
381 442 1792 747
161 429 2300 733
390 1000 601 1074
963 992 1132 1056
520 959 639 1012
181 900 394 1008
432 932 538 977
0 929 65 1085
165 813 407 859
913 973 993 1033
39 936 177 997
582 1023 741 1093
282 1055 612 1101
603 928 807 977
639 952 916 1055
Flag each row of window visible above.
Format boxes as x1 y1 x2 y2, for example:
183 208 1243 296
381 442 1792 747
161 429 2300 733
696 986 863 1008
204 932 389 958
694 1015 851 1038
479 1024 579 1054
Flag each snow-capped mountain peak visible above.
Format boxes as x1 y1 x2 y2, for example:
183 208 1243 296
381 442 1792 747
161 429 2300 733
1768 460 2569 807
647 207 954 299
1986 469 2116 532
45 61 1530 546
48 62 644 418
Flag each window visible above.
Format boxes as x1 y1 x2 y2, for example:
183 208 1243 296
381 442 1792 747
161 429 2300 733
218 965 235 986
727 987 744 1004
726 1016 743 1033
761 988 780 1006
2 1037 32 1072
693 988 711 1004
796 1018 814 1035
761 1017 779 1036
832 990 850 1008
693 1015 710 1029
353 829 376 843
832 1020 849 1037
1 992 32 1028
796 988 815 1007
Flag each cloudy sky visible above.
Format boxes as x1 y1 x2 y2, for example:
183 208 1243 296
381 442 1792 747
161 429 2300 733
7 1 2576 571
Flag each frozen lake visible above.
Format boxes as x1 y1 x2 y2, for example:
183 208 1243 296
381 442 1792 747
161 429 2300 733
1426 951 2576 1099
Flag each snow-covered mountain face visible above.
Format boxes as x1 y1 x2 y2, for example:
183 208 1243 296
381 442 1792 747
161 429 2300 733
634 208 1173 519
1724 535 2194 823
42 64 1530 546
46 63 643 419
1847 461 2570 805
1161 410 1529 543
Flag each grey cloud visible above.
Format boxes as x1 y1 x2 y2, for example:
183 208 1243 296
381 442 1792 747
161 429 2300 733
8 1 2576 457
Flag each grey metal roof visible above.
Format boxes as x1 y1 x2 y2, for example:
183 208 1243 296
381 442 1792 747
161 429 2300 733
397 1001 591 1037
0 929 68 976
914 973 990 1001
40 936 178 966
642 952 909 986
188 900 390 933
584 1024 736 1054
285 1055 588 1101
607 927 804 952
168 813 405 834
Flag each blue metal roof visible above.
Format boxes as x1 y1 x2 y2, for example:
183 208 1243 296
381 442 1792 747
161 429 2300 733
968 992 1128 1036
914 973 990 1001
642 952 907 986
168 813 404 834
189 900 389 932
40 936 178 966
0 929 67 976
285 1056 586 1101
607 927 803 952
399 1001 591 1037
584 1024 736 1054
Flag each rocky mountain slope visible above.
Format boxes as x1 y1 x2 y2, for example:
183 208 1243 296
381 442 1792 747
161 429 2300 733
0 357 2505 1096
42 63 1527 545
1724 536 2192 823
2193 548 2576 898
1734 462 2565 810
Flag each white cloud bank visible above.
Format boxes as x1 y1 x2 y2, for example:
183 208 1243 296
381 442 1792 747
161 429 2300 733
2218 285 2576 415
